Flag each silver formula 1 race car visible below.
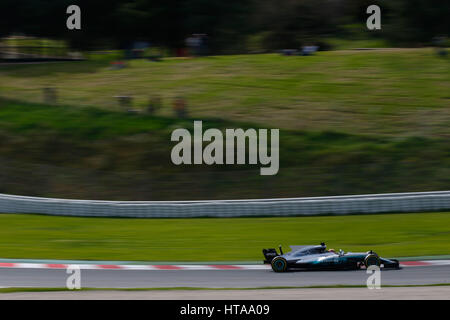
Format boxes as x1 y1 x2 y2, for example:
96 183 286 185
263 243 400 272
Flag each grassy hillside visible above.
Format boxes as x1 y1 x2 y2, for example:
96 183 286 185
1 49 449 138
0 212 449 261
0 49 448 200
0 98 449 200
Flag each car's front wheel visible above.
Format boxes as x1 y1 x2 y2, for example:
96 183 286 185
271 257 288 272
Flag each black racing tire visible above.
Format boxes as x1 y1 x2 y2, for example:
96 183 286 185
364 253 380 268
271 256 288 272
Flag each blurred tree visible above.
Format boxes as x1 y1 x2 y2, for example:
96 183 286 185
0 0 448 52
385 0 450 44
248 0 343 49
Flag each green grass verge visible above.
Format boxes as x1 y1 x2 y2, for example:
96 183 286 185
0 212 449 261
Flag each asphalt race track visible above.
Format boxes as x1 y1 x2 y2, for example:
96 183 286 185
0 265 449 288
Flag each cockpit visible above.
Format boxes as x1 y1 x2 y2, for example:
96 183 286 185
290 244 328 257
328 248 345 256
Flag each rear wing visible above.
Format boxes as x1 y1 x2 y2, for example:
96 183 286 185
262 248 279 264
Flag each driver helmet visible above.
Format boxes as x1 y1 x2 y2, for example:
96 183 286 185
329 248 336 253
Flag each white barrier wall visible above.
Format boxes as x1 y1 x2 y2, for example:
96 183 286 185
0 191 449 218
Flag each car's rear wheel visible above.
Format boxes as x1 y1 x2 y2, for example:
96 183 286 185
364 253 380 268
271 257 288 272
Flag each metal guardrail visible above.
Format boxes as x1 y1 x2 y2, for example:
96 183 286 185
0 191 449 218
